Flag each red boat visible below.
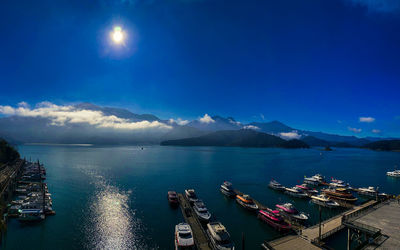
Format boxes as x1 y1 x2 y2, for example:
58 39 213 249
167 191 179 205
258 209 291 232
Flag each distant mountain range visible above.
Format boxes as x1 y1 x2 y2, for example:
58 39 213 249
0 102 398 150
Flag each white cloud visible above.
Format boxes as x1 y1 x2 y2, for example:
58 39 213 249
359 117 375 123
372 129 381 134
0 102 172 131
229 119 241 126
348 127 362 133
243 125 259 130
347 0 400 13
260 113 265 120
18 101 30 108
168 118 189 126
199 114 215 124
279 130 301 140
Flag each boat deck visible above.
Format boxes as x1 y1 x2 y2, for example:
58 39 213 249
177 193 212 250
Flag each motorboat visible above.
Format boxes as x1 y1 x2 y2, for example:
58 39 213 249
322 188 357 203
206 221 235 250
8 205 21 217
268 180 286 191
296 184 318 194
193 200 212 222
168 191 179 205
175 223 195 250
275 203 308 222
303 176 320 186
357 187 377 197
220 181 236 197
236 194 258 211
311 194 340 208
387 170 400 177
18 209 45 222
258 209 291 232
184 189 198 204
284 187 309 198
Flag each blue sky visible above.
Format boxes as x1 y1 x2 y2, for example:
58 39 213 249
0 0 399 137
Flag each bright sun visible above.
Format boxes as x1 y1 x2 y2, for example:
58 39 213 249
111 26 124 44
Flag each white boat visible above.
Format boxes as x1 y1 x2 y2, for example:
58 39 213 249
387 170 400 177
184 189 198 204
311 194 340 208
207 222 235 250
285 187 309 198
268 180 286 191
193 200 212 222
175 223 195 250
303 176 320 186
18 209 45 221
220 181 236 197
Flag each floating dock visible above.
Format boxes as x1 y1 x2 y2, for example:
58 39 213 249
177 193 212 250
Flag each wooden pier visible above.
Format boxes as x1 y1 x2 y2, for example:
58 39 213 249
263 200 377 249
177 194 212 250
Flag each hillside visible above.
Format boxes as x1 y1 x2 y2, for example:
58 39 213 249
161 129 309 149
364 140 400 151
0 138 20 164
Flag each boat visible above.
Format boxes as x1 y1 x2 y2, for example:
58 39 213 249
175 223 195 250
193 200 212 222
303 176 320 186
8 205 21 217
220 181 236 197
184 189 198 204
311 194 340 208
258 209 291 232
275 203 308 222
284 187 309 198
168 191 179 205
236 194 258 211
268 180 286 191
18 209 45 222
387 170 400 177
296 184 318 194
357 187 387 198
322 188 357 203
206 221 235 250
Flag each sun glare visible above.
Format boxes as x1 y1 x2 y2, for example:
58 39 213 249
111 26 125 44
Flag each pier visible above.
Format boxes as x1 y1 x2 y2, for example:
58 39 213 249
177 193 212 250
263 200 378 249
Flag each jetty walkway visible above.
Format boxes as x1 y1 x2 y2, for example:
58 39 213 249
177 193 212 250
263 200 377 249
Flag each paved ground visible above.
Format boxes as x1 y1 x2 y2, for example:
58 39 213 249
354 201 400 249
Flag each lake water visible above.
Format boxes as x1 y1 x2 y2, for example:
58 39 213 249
1 145 400 249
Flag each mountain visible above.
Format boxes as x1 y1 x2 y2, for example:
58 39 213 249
301 136 331 147
364 140 400 151
247 121 294 134
160 129 309 148
187 116 242 131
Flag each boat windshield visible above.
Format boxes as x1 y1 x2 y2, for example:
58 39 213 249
179 232 192 238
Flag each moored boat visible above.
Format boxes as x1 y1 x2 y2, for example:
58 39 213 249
236 194 258 211
184 189 198 204
206 221 235 250
193 200 212 222
175 223 195 250
258 209 291 232
311 194 340 208
275 203 308 222
18 209 45 222
268 180 286 191
387 170 400 177
168 191 179 205
322 188 357 203
296 184 318 194
284 187 309 198
220 181 236 197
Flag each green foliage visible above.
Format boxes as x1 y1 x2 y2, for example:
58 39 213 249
0 138 20 164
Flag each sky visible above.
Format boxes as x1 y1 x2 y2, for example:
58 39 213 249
0 0 400 137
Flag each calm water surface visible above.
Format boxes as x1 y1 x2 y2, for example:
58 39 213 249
2 145 400 249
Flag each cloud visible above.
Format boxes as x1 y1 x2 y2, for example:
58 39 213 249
0 102 172 131
229 119 241 126
372 129 381 134
359 117 375 123
168 118 189 126
347 0 400 13
243 125 259 130
199 114 215 124
279 130 301 140
348 127 362 133
260 113 265 120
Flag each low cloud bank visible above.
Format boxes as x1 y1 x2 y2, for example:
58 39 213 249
199 114 215 124
279 130 301 139
0 102 172 131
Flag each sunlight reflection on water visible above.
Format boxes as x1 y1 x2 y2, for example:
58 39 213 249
81 169 149 250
